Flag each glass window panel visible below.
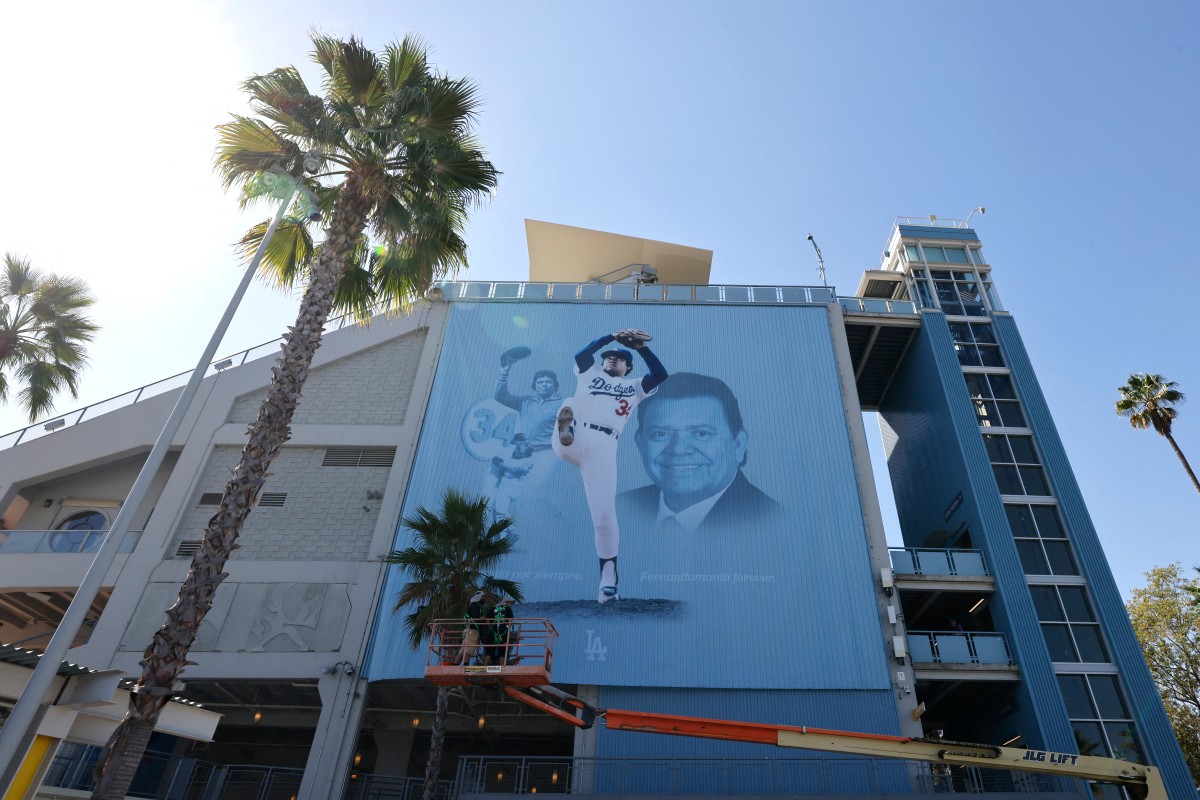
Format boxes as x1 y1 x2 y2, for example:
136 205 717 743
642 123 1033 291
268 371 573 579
1104 722 1143 763
970 323 996 344
1072 722 1110 756
1031 587 1064 621
1016 540 1050 574
974 400 999 426
1005 505 1038 537
1057 675 1096 718
941 301 965 316
1073 625 1109 663
635 284 665 301
1008 436 1039 464
1089 675 1130 719
1059 587 1095 622
988 374 1017 400
966 303 988 317
1019 466 1052 496
693 285 722 302
915 281 933 308
930 270 953 280
1042 624 1078 661
993 466 1023 494
925 247 945 262
984 434 1012 463
721 286 750 302
948 323 972 342
978 346 1005 367
971 248 986 264
1044 541 1079 575
965 374 990 399
578 284 608 300
945 248 970 264
905 245 920 261
935 283 958 300
955 345 981 366
1032 506 1066 538
952 271 973 281
998 402 1027 428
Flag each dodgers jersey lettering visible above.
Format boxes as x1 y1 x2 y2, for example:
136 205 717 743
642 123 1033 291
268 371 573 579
570 363 653 433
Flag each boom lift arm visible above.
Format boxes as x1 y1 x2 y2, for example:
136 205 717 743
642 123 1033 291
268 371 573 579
426 618 1167 800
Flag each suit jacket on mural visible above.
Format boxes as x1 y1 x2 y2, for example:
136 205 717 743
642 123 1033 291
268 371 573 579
617 471 784 537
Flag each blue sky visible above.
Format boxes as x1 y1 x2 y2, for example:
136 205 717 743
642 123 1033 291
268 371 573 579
0 1 1195 595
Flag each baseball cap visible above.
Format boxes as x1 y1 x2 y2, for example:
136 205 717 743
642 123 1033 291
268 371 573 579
600 348 633 365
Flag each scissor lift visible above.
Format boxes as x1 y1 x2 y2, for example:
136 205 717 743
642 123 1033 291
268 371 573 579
423 618 1167 799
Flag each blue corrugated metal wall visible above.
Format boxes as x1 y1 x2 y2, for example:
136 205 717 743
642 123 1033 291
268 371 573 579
994 315 1194 798
878 312 1074 752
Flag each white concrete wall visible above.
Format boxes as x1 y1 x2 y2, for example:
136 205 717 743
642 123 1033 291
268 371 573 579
170 445 392 560
227 330 428 426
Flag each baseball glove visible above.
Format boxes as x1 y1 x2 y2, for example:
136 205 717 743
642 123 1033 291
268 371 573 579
614 329 652 349
499 346 532 367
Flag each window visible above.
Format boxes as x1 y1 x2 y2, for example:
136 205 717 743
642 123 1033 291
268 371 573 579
985 434 1051 496
964 373 1026 428
931 270 987 316
969 248 986 265
1032 586 1109 663
922 246 970 264
948 322 1004 367
1057 674 1142 761
905 245 921 262
1005 504 1078 576
50 510 107 553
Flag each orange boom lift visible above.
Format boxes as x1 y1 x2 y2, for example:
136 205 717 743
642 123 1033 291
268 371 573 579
423 619 1167 800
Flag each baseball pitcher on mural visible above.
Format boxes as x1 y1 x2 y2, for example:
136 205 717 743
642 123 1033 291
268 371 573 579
553 329 668 604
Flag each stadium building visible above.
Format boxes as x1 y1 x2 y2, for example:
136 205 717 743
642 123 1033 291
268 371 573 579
0 217 1190 799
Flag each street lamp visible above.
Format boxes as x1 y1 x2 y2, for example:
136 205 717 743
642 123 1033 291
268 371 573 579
0 158 322 780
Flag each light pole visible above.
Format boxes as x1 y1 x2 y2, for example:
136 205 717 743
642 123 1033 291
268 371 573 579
0 163 320 782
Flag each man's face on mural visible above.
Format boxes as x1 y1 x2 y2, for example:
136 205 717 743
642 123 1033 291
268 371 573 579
636 395 747 512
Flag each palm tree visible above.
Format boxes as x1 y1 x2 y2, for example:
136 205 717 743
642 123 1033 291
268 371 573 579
0 254 97 422
385 490 523 800
1116 373 1200 495
88 34 498 799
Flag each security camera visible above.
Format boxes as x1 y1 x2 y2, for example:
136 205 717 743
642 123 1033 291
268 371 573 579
344 664 355 676
303 153 321 174
307 209 322 223
806 234 814 241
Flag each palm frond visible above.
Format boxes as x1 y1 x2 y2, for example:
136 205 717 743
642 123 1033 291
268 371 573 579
235 218 316 288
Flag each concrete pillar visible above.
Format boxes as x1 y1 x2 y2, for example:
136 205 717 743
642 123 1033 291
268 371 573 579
297 670 367 799
372 728 415 776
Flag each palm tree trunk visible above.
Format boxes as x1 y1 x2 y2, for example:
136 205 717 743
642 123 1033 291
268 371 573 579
1164 432 1200 496
422 686 450 800
89 174 373 800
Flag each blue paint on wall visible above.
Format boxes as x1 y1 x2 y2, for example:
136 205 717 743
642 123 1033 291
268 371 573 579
367 303 890 691
878 312 1075 751
994 315 1194 798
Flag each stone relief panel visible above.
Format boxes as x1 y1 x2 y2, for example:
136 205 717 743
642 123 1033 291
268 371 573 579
121 582 351 652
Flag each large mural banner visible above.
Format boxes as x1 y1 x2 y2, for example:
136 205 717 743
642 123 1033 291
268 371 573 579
369 302 889 689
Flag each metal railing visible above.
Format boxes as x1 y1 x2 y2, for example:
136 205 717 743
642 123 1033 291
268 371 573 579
42 743 307 800
344 773 454 800
889 548 989 577
432 280 837 305
907 631 1014 666
0 529 141 556
894 216 970 229
838 297 918 315
0 313 369 452
454 755 1081 796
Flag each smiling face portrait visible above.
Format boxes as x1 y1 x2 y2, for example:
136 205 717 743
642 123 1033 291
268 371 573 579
635 373 748 512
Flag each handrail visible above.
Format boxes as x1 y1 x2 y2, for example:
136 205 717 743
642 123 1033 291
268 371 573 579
0 529 141 555
888 547 990 576
0 311 368 452
907 630 1014 665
